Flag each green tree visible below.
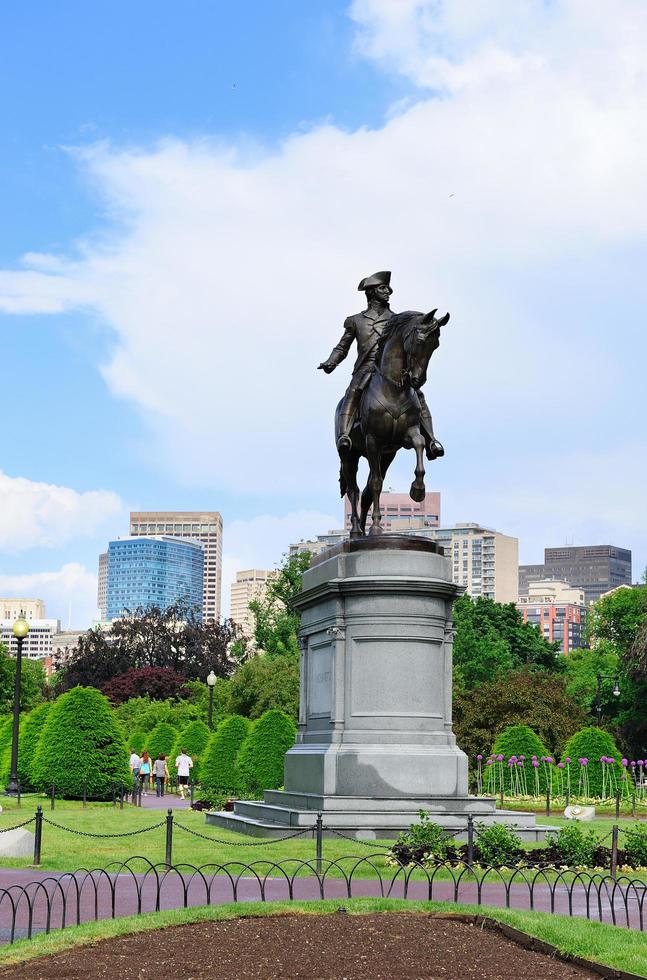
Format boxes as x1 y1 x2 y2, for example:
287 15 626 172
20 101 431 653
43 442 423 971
170 720 211 780
146 722 178 760
453 595 561 690
0 702 52 790
129 731 147 755
249 552 310 657
563 646 620 717
201 715 251 796
237 709 297 794
114 696 202 735
226 653 299 720
454 669 585 761
32 687 129 799
0 652 45 713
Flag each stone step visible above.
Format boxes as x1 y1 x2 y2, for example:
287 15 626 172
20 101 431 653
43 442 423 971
263 790 499 814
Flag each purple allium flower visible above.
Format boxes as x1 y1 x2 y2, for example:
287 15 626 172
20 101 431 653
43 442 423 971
509 755 518 763
532 760 539 767
531 755 537 761
486 759 493 766
622 758 628 766
517 760 524 766
639 761 645 767
546 757 554 764
557 762 564 769
508 759 514 766
477 754 483 761
564 757 571 764
519 755 525 761
497 755 504 761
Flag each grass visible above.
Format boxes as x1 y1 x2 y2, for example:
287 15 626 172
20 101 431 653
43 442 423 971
0 795 644 874
0 898 644 975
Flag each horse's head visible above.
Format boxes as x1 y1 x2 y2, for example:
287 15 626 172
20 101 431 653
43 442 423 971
403 309 449 389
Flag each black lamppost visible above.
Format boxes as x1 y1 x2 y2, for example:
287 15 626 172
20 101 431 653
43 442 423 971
595 672 620 726
6 613 29 795
207 670 216 730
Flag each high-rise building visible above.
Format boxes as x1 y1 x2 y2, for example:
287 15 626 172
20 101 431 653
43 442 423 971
230 569 277 637
0 598 46 621
517 579 586 654
97 552 108 620
130 511 223 621
106 536 204 621
519 545 632 605
1 617 60 660
344 490 440 532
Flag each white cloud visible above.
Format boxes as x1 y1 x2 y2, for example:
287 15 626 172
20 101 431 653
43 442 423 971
0 563 98 629
221 509 339 615
0 0 644 574
0 471 124 552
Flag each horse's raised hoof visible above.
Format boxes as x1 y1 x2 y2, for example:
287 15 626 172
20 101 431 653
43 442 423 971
368 524 384 536
410 482 426 503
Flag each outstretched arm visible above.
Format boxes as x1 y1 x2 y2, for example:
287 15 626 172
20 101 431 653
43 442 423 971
318 317 355 373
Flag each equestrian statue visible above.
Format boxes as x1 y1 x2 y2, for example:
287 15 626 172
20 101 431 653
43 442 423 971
318 271 449 538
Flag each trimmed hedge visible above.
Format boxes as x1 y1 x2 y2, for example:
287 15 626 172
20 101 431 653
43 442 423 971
32 687 129 799
562 727 624 799
129 731 147 755
0 716 15 787
170 720 211 781
201 715 251 795
2 703 53 790
237 709 296 794
489 724 549 794
146 722 178 761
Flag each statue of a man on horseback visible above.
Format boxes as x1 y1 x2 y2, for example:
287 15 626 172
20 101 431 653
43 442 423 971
318 271 449 538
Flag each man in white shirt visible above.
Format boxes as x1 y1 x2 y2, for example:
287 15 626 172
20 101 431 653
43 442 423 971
129 749 141 797
175 749 193 800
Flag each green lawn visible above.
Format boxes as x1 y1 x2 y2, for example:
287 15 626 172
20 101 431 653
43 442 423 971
0 899 644 976
0 794 643 874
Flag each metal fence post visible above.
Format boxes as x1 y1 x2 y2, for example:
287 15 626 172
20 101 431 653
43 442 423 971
315 812 323 875
190 781 195 807
165 809 174 866
632 793 636 818
50 784 55 810
138 784 142 808
112 785 117 808
610 824 619 879
33 806 43 865
467 814 474 866
499 783 503 808
546 785 551 817
16 782 21 809
82 781 87 808
615 790 621 820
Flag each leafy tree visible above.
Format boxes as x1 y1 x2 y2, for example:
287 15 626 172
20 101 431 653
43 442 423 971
249 552 310 657
113 696 202 735
226 652 299 720
101 667 189 705
563 646 620 718
454 669 585 760
13 702 52 790
129 731 147 755
170 720 210 780
453 595 562 690
589 586 647 656
237 709 297 794
56 602 245 690
201 715 251 795
562 727 624 798
32 687 129 799
146 722 178 760
0 652 45 713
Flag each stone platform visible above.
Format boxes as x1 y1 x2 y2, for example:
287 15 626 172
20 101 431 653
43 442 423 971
208 537 551 840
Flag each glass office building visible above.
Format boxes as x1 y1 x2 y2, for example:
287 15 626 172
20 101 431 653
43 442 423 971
106 536 204 621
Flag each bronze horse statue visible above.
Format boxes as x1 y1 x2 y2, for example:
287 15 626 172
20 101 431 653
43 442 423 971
336 309 449 538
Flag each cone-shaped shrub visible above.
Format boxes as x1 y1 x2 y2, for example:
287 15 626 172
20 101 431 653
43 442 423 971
146 722 178 761
171 720 211 781
562 727 623 799
489 725 549 795
32 687 129 799
201 715 251 795
0 716 15 787
129 731 147 755
0 703 52 790
237 709 296 794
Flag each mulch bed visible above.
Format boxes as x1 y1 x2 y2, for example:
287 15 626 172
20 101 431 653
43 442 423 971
0 913 602 979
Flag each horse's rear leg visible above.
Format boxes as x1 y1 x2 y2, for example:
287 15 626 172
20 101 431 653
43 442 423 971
342 452 362 538
409 428 427 503
366 436 385 535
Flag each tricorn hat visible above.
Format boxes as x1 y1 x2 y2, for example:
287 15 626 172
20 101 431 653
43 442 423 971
358 270 392 293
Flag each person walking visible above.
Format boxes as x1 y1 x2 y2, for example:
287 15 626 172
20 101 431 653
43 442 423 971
139 750 152 796
129 747 141 800
175 748 193 801
153 754 169 797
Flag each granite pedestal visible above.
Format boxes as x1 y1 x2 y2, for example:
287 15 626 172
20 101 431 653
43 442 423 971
208 537 551 839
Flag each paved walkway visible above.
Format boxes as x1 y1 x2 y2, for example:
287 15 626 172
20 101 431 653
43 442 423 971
0 864 642 943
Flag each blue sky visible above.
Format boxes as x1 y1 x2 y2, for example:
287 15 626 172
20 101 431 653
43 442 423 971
0 1 645 625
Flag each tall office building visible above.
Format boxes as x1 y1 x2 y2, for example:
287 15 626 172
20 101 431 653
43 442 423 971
1 617 60 660
230 569 277 638
517 580 586 654
344 490 440 532
130 511 223 621
97 552 108 620
519 545 632 605
106 536 204 621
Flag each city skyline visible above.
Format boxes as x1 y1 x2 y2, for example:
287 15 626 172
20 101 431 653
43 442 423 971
0 1 645 626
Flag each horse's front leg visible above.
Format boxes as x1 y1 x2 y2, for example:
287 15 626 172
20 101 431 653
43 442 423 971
365 435 384 535
343 451 362 538
408 426 426 503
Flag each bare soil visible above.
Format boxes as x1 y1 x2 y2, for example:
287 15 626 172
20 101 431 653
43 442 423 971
0 913 600 979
